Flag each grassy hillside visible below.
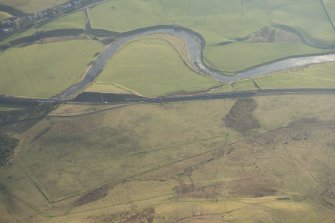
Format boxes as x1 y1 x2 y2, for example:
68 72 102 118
90 38 219 97
0 40 102 98
0 95 334 222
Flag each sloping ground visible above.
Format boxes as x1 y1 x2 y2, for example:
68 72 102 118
0 39 102 98
0 95 334 222
90 38 219 97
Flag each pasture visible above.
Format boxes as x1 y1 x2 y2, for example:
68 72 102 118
204 42 325 73
254 61 335 89
0 39 102 98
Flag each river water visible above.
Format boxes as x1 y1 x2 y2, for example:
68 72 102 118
53 25 335 100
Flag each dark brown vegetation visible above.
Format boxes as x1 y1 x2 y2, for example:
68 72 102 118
0 134 18 166
224 98 260 133
87 208 155 223
248 26 302 43
73 186 108 207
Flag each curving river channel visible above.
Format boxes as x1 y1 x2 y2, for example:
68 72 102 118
53 25 335 100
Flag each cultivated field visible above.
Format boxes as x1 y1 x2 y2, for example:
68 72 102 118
0 94 334 222
0 40 102 98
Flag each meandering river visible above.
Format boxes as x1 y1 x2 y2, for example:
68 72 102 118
53 25 335 100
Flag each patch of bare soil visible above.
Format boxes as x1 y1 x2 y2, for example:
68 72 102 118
87 208 155 223
248 26 301 43
73 186 108 207
224 98 260 134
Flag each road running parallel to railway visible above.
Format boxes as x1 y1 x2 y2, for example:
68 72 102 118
1 89 335 106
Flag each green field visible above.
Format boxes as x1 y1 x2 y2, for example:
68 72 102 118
0 0 68 13
90 38 219 97
204 42 325 73
87 0 335 71
0 95 335 222
0 40 102 98
254 62 335 89
3 0 335 75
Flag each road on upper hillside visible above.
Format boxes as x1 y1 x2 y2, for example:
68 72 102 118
51 25 335 100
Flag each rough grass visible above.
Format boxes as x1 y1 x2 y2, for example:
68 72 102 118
0 0 68 13
204 42 325 73
0 95 335 222
0 40 102 98
92 38 219 97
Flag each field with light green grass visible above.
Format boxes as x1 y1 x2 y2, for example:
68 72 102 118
204 42 326 73
0 0 67 13
90 38 219 97
0 95 335 222
0 39 102 98
254 62 335 89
